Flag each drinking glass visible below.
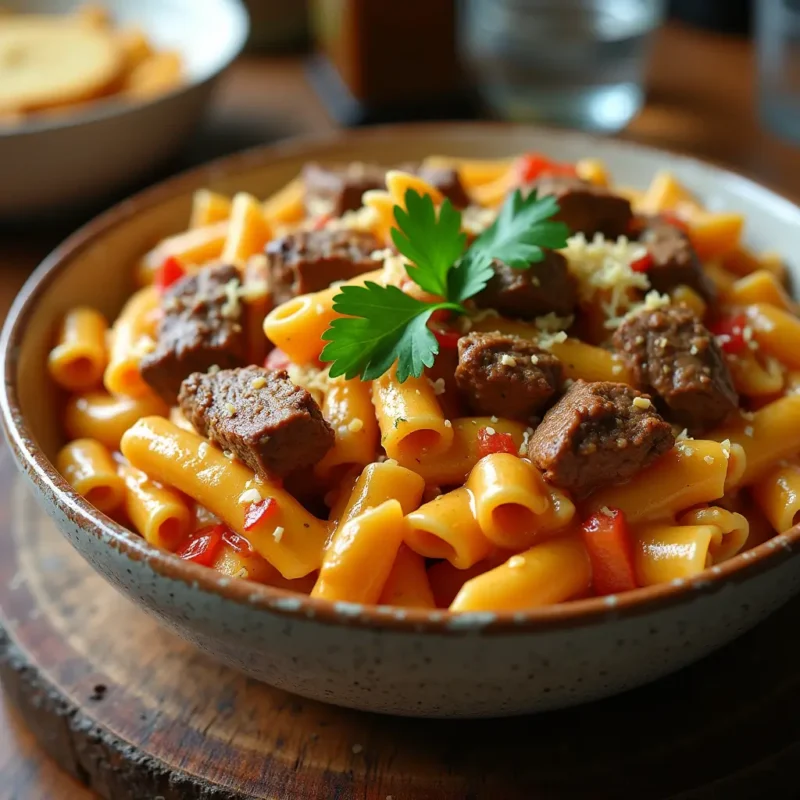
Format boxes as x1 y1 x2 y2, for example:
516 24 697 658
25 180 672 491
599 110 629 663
757 0 800 144
458 0 666 132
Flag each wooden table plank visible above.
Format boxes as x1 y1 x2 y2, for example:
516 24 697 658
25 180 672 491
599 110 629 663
1 23 799 799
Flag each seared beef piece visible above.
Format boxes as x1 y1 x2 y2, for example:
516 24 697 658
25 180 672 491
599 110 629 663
527 380 674 498
416 165 470 208
638 216 716 302
302 162 386 217
612 304 737 432
532 174 633 239
141 265 247 404
473 249 576 318
455 332 563 420
265 229 380 305
178 366 334 478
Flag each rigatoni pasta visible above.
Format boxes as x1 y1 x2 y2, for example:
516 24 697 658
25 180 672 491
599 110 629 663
46 151 800 613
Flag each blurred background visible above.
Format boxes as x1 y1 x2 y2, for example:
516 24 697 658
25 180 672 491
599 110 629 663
2 0 800 795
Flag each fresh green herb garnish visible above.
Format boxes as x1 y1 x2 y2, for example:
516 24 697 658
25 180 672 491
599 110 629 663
320 187 568 382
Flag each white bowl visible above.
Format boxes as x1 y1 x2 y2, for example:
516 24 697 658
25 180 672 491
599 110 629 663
0 0 249 218
4 124 800 718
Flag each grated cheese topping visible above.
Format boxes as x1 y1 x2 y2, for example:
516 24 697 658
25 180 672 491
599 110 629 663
561 232 651 325
238 487 262 505
220 278 241 319
428 377 446 396
500 354 517 367
632 396 651 410
273 526 285 543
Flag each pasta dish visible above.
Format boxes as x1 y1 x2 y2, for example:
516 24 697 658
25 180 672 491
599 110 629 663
47 153 800 612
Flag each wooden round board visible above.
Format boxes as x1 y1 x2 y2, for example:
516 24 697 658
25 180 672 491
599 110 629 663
1 446 800 800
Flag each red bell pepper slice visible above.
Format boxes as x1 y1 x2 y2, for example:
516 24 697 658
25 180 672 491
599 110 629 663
264 348 291 371
222 529 254 554
516 153 577 185
630 252 653 273
433 328 462 349
176 523 225 566
476 427 518 458
709 313 748 355
154 256 186 292
244 497 278 531
580 508 638 595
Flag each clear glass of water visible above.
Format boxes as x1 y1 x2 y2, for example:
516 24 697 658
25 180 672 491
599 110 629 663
757 0 800 144
458 0 666 132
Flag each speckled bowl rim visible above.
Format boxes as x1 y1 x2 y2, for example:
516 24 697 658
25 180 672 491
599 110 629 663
3 122 800 635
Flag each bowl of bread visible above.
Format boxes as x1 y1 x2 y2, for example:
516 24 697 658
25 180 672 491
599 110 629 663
0 0 249 218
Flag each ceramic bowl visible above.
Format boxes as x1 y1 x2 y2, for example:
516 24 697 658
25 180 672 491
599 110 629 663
0 0 249 218
3 124 800 718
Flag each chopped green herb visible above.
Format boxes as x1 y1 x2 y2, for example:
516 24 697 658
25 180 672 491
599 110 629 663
320 187 568 381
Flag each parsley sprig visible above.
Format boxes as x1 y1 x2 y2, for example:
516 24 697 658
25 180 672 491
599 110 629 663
320 187 568 382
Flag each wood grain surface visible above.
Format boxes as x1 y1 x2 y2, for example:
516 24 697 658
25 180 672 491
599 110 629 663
1 22 800 800
2 448 800 800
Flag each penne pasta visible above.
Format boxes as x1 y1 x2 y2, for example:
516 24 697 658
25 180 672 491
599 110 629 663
56 438 125 513
103 286 160 398
752 462 800 534
710 395 800 485
118 462 193 551
311 499 406 603
315 377 380 478
404 487 492 569
408 417 527 485
372 369 454 465
120 417 329 578
633 522 714 585
189 189 232 229
48 307 109 391
466 453 562 550
64 390 169 450
450 538 592 612
585 440 741 523
377 544 436 609
677 506 749 564
262 268 384 364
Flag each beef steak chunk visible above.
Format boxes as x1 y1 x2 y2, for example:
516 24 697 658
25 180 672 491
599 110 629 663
612 304 737 432
455 332 563 420
532 174 633 239
178 366 334 478
302 162 386 217
638 216 716 302
527 380 674 498
265 229 380 305
473 249 577 318
141 265 247 404
416 165 470 208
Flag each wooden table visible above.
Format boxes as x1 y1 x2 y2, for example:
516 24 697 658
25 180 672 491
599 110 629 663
1 22 799 799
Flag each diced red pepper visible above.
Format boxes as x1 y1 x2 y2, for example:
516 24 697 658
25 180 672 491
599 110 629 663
709 313 748 355
580 508 638 595
154 256 186 292
432 328 462 349
516 153 576 185
264 348 291 371
476 427 518 458
630 252 653 273
222 529 254 554
176 523 225 566
244 497 278 531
